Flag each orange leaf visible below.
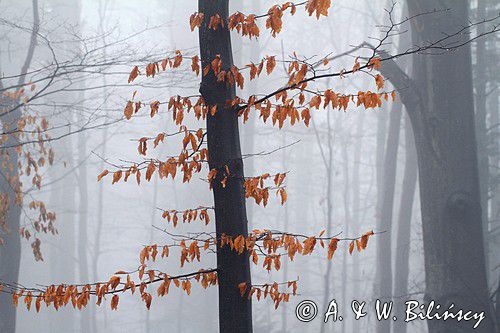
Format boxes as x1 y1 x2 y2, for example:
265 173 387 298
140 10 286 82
112 171 122 184
111 295 119 310
128 66 139 83
124 101 134 120
349 241 354 255
97 170 109 182
238 282 247 297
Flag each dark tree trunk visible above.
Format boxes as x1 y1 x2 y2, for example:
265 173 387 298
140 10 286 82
198 1 252 332
406 1 495 331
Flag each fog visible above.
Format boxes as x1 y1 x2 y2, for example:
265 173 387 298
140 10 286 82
1 0 498 332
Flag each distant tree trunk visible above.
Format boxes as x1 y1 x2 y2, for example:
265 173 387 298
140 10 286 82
198 1 252 332
392 113 418 333
0 1 38 331
490 84 500 331
293 134 313 332
48 121 77 333
91 1 109 331
372 100 387 329
406 1 495 331
317 107 334 333
91 123 106 332
484 1 499 319
146 173 159 333
239 1 259 229
280 131 289 333
70 0 90 330
474 0 490 281
0 103 22 333
350 111 365 331
77 120 90 333
340 131 351 333
375 97 402 333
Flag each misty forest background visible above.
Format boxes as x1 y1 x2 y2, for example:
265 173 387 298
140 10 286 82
0 0 499 332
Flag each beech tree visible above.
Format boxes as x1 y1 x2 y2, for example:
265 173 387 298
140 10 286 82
1 1 498 333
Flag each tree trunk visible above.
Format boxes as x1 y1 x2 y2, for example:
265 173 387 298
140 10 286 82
77 124 90 333
280 131 289 333
406 1 494 331
198 1 252 332
340 131 351 333
375 97 402 333
317 107 334 333
241 1 260 230
0 103 21 333
489 76 500 332
0 1 38 331
350 111 365 331
392 113 418 333
48 121 77 333
474 0 490 281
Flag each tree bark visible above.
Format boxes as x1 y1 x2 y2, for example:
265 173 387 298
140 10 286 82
406 1 494 331
198 1 252 332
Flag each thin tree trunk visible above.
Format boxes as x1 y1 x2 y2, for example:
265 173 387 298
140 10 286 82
91 123 106 333
375 98 402 333
350 112 364 331
340 132 351 333
71 0 89 330
48 122 77 333
280 132 289 333
372 100 388 330
77 118 90 333
241 1 260 230
146 174 159 333
392 113 418 333
317 108 334 333
490 79 500 331
474 0 490 281
198 1 252 332
406 1 494 331
91 1 110 331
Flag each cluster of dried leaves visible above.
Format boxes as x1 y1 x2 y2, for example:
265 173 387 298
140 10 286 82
1 87 56 260
140 229 375 274
190 0 331 38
